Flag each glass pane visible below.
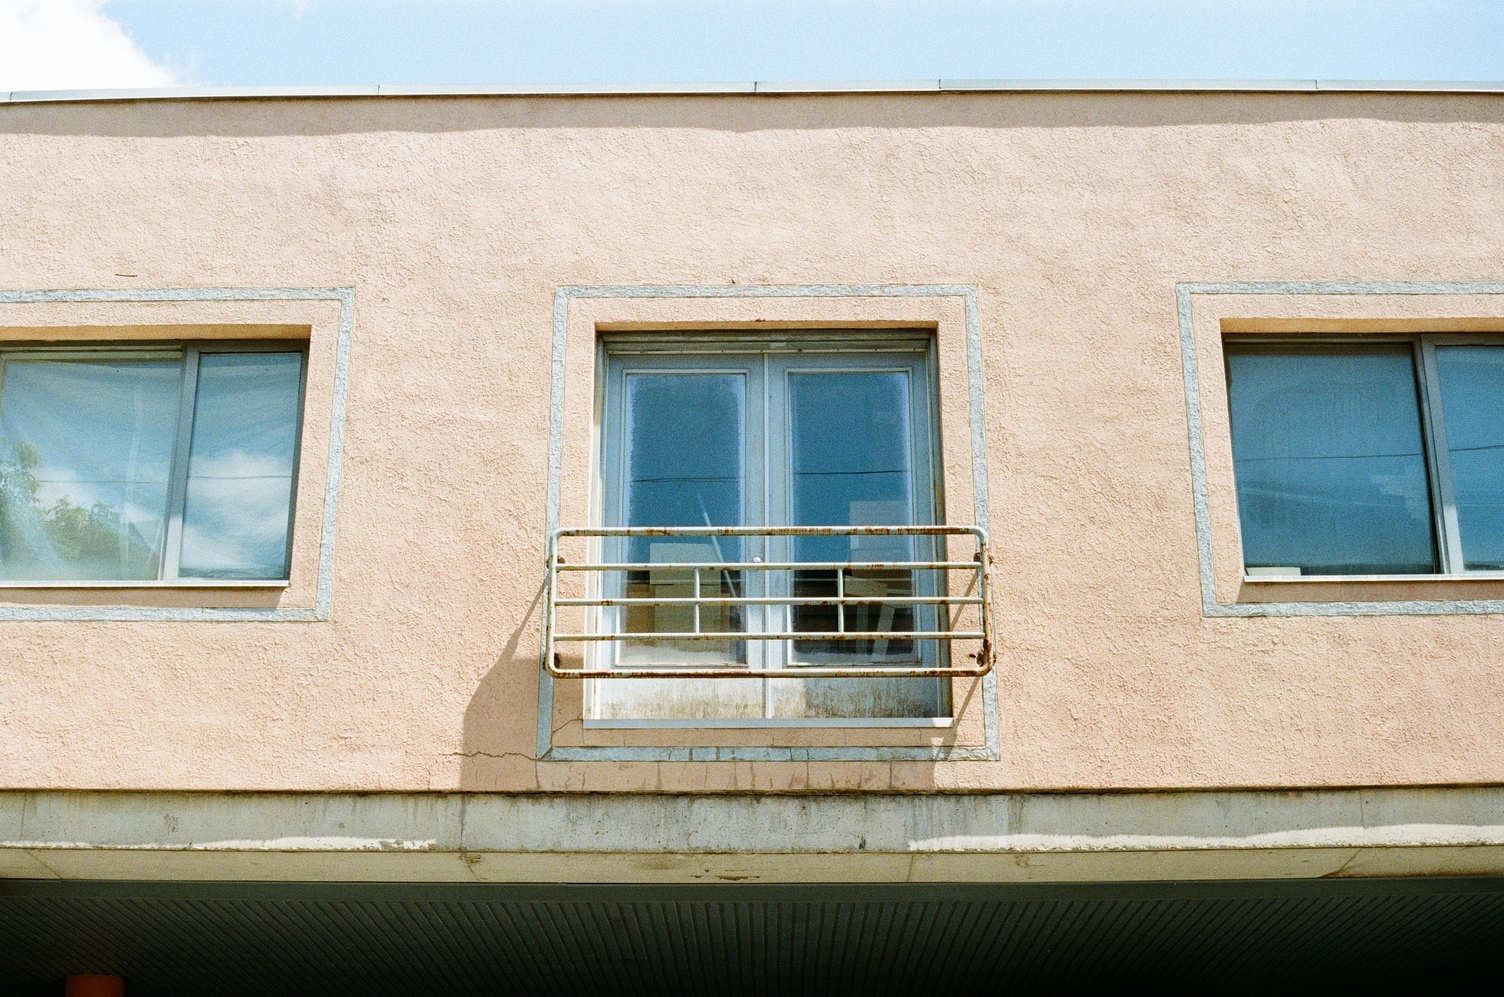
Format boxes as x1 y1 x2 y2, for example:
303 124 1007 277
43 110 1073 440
788 371 917 662
1226 347 1436 575
620 373 744 664
1436 346 1504 570
178 353 303 579
0 358 179 580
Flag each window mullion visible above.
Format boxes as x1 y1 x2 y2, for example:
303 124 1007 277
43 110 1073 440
1418 338 1466 573
758 351 776 716
160 346 201 581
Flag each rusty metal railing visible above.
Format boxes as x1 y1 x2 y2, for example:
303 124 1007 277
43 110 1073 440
544 525 992 679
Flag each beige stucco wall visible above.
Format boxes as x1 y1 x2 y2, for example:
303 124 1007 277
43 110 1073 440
1 91 1502 794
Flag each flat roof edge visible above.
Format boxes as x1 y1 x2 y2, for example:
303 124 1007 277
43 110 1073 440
4 79 1504 105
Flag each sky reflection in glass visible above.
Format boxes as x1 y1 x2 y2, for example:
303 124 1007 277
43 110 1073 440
624 373 745 564
1436 346 1504 571
621 372 747 664
1227 347 1435 575
788 371 918 664
179 353 303 579
789 371 913 564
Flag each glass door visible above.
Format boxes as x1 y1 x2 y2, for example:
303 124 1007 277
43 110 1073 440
590 339 947 725
765 354 947 720
593 354 766 720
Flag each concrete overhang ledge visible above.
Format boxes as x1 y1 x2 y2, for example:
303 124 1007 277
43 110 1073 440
3 787 1504 884
3 80 1504 105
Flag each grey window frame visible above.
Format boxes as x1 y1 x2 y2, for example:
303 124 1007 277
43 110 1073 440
0 340 309 586
1225 332 1504 579
589 331 952 725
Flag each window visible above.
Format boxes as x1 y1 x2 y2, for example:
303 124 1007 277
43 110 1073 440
578 332 970 724
1225 337 1504 577
0 344 305 582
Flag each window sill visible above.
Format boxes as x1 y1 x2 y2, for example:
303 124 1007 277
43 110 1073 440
0 578 292 610
1237 573 1504 605
0 579 289 589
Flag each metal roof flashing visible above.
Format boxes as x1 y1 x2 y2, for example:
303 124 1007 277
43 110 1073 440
3 80 1504 105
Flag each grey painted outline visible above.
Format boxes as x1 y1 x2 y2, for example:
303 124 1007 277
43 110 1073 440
0 286 354 622
540 284 1000 762
1177 280 1504 618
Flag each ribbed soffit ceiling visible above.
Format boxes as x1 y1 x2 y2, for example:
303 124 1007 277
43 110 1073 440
2 878 1502 996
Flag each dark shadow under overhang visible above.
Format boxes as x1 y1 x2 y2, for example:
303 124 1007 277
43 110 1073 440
3 876 1501 994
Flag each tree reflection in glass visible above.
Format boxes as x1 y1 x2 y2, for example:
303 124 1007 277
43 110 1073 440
0 360 179 580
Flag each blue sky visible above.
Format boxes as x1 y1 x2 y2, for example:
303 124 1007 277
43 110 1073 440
5 1 1504 93
93 1 1504 87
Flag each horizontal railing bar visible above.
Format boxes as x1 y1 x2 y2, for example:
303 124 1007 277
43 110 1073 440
548 666 988 679
555 630 985 642
556 560 978 572
543 522 993 681
557 525 983 538
556 595 983 607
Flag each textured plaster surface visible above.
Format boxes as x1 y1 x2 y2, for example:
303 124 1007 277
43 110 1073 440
1 93 1503 793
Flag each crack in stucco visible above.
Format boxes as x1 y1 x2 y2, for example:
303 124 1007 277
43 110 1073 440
450 751 532 760
21 849 63 879
1321 847 1365 878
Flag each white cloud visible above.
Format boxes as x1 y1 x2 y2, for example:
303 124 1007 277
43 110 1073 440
0 0 175 91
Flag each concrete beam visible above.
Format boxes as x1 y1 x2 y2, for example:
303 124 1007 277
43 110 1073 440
3 787 1504 884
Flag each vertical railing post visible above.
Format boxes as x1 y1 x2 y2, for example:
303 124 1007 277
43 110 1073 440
544 529 559 676
693 567 702 636
835 567 845 634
